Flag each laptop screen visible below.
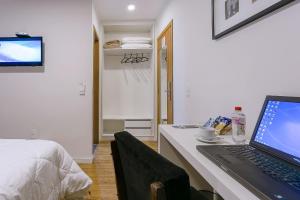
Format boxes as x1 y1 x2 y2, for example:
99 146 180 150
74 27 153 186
253 99 300 162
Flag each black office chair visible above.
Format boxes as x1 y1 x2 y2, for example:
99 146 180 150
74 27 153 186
111 131 213 200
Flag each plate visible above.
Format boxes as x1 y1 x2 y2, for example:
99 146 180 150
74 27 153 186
173 125 200 129
196 136 223 143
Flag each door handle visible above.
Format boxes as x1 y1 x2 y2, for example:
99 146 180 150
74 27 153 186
168 81 172 102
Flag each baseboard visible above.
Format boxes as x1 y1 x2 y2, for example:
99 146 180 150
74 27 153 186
74 157 94 164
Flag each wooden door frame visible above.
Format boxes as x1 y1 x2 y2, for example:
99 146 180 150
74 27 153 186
157 20 174 126
93 26 100 144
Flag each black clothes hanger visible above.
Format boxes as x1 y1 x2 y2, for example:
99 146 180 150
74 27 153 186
120 53 149 64
121 54 128 64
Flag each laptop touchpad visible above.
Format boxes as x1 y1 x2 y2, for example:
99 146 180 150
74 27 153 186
216 154 244 165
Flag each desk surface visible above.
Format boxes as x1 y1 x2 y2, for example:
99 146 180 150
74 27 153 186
159 125 259 200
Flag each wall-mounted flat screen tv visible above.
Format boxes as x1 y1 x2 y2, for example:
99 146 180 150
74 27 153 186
0 37 43 66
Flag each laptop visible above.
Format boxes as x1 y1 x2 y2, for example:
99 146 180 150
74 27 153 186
197 96 300 200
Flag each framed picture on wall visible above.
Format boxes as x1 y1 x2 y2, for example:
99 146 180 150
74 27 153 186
212 0 295 40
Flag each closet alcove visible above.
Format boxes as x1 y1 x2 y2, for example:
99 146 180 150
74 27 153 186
102 22 155 140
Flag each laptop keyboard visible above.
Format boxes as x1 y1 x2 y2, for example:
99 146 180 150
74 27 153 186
224 146 300 192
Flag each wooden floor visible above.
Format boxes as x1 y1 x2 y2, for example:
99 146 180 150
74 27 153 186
80 141 157 200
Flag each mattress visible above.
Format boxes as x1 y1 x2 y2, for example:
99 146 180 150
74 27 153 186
0 139 92 200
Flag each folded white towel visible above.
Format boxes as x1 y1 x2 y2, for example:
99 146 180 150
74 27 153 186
121 43 152 49
122 37 152 44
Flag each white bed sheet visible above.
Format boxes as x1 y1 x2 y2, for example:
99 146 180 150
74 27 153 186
0 139 92 200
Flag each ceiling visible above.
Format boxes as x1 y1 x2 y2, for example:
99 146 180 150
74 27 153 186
94 0 170 22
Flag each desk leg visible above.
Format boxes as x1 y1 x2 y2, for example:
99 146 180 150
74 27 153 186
159 134 212 191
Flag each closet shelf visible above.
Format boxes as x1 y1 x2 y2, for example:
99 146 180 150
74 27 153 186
104 48 153 56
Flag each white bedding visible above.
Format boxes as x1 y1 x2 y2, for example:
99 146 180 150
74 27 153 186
0 139 92 200
121 43 152 49
122 37 152 44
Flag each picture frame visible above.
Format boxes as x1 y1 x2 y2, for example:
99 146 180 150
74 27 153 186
212 0 295 40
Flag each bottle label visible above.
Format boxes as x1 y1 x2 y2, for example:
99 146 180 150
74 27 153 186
232 117 245 136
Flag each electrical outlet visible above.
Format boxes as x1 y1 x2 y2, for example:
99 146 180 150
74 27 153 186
30 129 39 139
186 88 191 98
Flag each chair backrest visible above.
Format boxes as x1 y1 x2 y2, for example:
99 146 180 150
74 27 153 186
111 140 128 200
111 131 191 200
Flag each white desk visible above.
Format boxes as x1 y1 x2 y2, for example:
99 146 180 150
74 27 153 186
159 125 259 200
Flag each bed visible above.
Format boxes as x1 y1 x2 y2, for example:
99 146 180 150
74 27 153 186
0 139 92 200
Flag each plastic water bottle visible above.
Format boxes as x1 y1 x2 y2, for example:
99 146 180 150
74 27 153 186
231 106 246 144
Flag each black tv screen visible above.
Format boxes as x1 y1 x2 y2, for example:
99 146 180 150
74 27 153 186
0 37 43 66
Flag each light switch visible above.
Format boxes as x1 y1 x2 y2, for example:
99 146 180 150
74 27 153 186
79 82 86 96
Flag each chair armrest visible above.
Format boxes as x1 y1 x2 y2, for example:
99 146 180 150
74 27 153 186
151 182 166 200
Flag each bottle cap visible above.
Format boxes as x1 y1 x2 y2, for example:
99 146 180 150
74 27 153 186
235 106 242 111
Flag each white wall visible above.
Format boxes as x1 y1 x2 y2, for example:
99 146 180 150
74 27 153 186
92 2 105 139
93 2 102 38
156 0 300 137
0 0 94 162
